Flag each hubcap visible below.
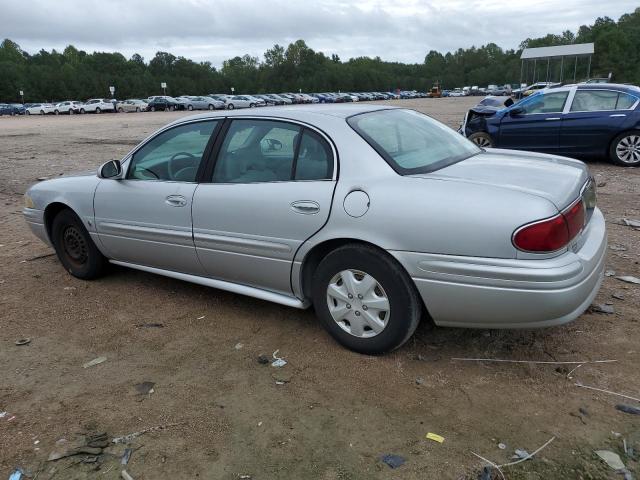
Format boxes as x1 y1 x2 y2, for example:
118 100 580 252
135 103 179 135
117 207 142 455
326 269 390 338
616 135 640 164
62 226 88 265
473 136 492 147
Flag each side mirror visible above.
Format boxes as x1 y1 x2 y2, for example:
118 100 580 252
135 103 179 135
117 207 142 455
509 106 524 116
98 159 122 179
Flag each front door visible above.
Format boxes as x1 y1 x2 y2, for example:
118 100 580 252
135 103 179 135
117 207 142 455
94 119 220 274
499 90 570 153
192 118 337 295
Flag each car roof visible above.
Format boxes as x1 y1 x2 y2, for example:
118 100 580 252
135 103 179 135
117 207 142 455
168 104 398 126
575 83 640 94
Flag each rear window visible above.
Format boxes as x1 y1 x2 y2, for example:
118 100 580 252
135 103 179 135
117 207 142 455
347 109 480 174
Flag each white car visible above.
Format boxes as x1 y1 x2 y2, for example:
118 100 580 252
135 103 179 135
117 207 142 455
54 101 83 115
80 99 115 114
25 103 55 115
225 95 257 109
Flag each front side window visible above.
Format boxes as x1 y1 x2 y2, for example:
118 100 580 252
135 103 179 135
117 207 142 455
212 120 300 183
570 90 618 112
128 120 218 182
348 109 479 174
521 91 569 114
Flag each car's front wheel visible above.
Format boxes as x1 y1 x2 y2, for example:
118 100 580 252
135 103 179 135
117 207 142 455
468 131 493 148
227 103 235 110
610 131 640 167
118 107 124 113
54 110 59 115
51 209 106 280
150 106 156 112
80 108 85 114
169 105 175 112
187 105 193 111
312 244 422 354
208 104 214 110
96 107 101 114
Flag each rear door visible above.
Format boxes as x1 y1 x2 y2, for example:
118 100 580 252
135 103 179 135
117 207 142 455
560 89 637 157
94 119 221 274
192 118 337 294
498 90 570 153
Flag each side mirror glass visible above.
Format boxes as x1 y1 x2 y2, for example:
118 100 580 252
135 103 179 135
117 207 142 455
98 159 122 179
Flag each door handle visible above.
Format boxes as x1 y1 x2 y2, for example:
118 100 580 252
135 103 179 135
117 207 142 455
545 117 561 121
610 114 626 117
291 200 320 215
165 195 187 207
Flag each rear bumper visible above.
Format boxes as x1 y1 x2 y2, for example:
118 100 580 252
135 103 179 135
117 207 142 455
390 208 607 329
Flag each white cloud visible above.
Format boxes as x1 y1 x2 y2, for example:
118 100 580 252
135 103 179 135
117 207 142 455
2 0 637 66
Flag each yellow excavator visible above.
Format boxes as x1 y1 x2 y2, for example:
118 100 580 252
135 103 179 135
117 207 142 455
427 82 442 98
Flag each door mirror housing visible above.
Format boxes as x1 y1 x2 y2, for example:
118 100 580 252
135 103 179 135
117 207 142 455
98 159 122 179
509 106 524 116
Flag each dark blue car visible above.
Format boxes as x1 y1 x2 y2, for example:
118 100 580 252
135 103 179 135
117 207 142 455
461 84 640 166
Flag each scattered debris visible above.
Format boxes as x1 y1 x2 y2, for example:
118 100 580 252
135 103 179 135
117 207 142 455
272 371 292 385
271 350 287 368
605 270 616 277
0 412 6 418
451 357 616 365
121 470 135 480
83 356 107 368
513 448 530 460
590 303 615 314
596 181 607 187
575 382 640 403
609 244 628 252
622 218 640 228
478 466 492 480
616 404 640 415
26 252 56 262
612 293 625 300
234 342 244 350
257 354 270 365
134 323 164 328
415 377 425 385
112 423 180 444
617 276 640 285
472 436 555 478
497 443 506 450
595 450 625 471
426 432 444 443
380 454 405 469
48 433 108 461
579 407 589 417
14 338 31 346
134 381 155 395
8 469 22 480
121 448 132 465
197 315 205 320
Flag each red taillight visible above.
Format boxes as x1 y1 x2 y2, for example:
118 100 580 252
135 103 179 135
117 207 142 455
513 199 585 253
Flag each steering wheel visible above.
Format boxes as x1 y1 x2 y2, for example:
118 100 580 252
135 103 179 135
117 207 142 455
168 152 197 180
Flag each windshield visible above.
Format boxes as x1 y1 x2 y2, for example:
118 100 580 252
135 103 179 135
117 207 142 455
348 109 480 174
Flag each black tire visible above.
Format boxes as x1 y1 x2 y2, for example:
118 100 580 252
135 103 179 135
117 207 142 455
26 110 31 115
208 104 214 110
96 107 101 114
187 105 193 111
51 209 106 280
468 131 493 148
69 109 74 115
80 108 85 114
40 110 45 115
169 105 175 112
609 130 640 167
135 107 140 112
250 103 256 108
118 107 124 113
227 103 234 110
312 244 422 354
150 106 156 112
54 110 59 115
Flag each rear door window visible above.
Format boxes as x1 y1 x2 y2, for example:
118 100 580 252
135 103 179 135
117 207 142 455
570 91 618 112
616 93 638 110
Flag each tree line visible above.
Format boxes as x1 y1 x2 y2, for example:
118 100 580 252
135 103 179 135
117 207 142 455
0 7 638 103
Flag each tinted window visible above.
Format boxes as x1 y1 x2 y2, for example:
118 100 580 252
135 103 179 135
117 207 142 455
348 109 479 174
213 120 301 183
295 130 333 180
570 90 618 111
521 91 568 114
617 93 638 110
128 121 218 182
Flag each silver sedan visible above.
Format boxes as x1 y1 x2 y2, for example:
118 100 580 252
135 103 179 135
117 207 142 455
22 105 606 354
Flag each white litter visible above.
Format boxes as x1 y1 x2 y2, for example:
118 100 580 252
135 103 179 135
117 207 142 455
271 349 287 368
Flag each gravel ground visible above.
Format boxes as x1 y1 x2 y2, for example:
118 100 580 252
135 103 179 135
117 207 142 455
0 98 639 480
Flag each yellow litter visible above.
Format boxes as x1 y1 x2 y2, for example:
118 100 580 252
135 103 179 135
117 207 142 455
426 432 444 443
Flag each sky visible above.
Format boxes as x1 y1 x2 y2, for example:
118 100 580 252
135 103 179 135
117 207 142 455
1 0 637 67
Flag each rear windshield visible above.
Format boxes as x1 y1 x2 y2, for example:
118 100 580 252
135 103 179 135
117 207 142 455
348 109 480 174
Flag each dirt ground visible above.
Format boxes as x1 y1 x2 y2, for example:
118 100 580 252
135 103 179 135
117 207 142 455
1 98 639 480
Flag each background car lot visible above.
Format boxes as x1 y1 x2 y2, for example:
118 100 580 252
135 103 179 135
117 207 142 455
1 97 639 479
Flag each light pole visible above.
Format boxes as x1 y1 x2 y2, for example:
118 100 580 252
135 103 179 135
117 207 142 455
19 89 24 104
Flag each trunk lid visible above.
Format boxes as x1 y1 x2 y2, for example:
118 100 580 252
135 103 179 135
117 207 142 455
416 149 590 210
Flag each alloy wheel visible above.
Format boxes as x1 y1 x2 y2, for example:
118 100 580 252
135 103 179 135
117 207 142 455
616 135 640 164
472 136 492 147
326 269 390 338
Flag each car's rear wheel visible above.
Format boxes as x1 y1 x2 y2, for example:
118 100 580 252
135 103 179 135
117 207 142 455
312 244 422 354
150 106 156 112
468 131 493 148
96 107 101 114
227 104 234 110
135 107 140 112
80 108 85 114
51 209 106 280
26 110 31 115
69 109 74 115
118 107 124 113
54 110 59 115
250 103 256 108
610 131 640 167
187 105 193 111
39 110 45 115
169 105 175 112
208 104 214 110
